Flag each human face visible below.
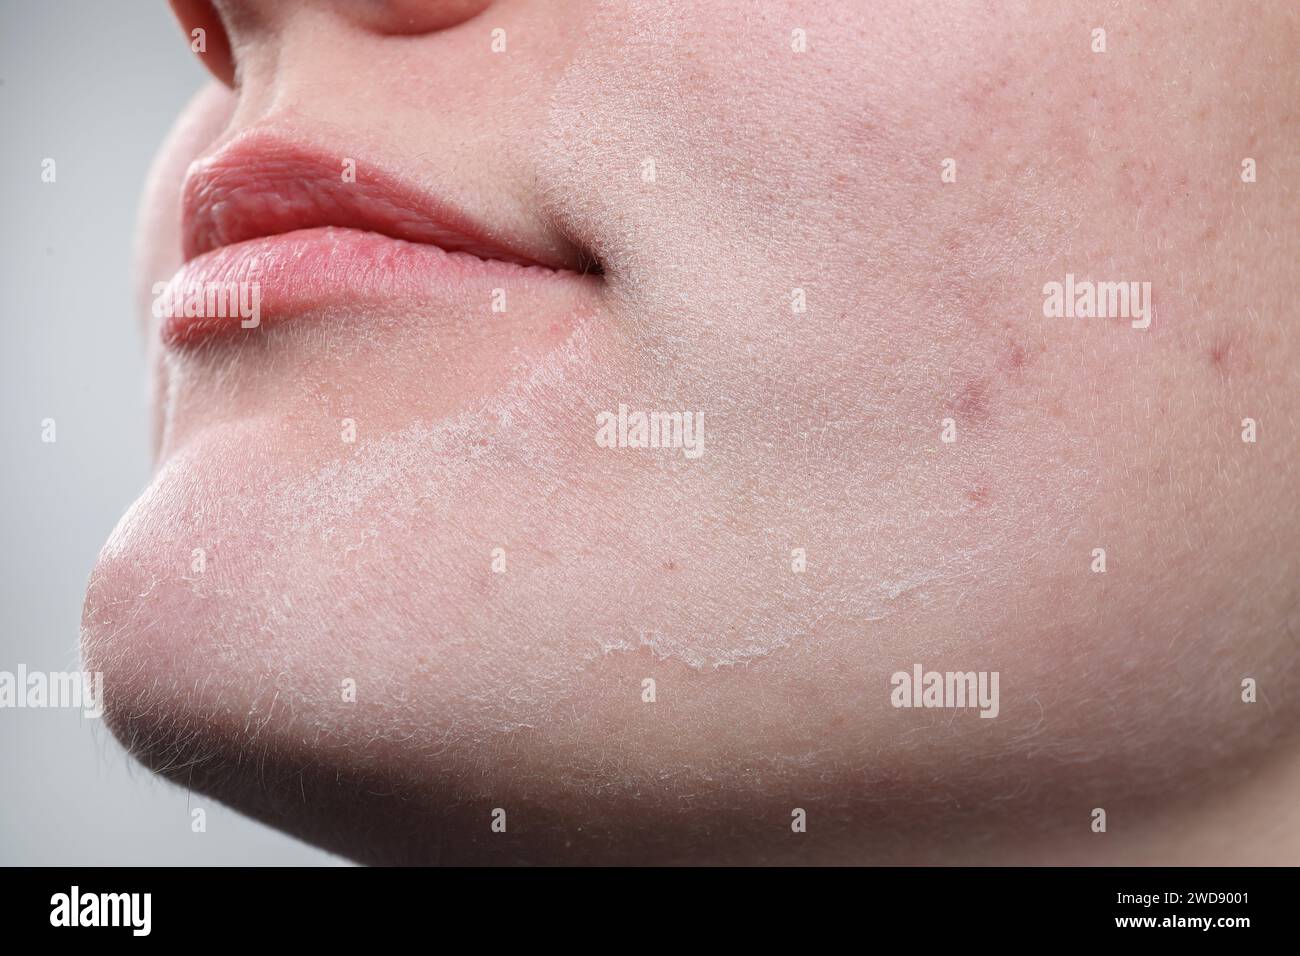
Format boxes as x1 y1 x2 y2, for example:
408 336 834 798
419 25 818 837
83 0 1300 864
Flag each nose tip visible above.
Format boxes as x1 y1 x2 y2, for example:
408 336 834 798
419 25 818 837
341 0 495 35
172 0 498 87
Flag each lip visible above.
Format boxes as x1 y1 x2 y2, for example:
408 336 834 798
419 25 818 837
161 131 595 348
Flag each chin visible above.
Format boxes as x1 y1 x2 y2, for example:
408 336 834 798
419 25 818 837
81 408 1300 865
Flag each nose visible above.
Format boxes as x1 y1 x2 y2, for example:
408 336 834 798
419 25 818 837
170 0 496 86
170 0 236 86
328 0 495 34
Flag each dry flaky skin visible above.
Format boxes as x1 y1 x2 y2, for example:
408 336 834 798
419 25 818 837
83 0 1299 864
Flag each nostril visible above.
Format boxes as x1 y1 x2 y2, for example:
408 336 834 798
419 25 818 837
170 0 236 88
345 0 495 36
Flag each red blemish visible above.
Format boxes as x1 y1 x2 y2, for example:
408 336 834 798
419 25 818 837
954 378 991 424
664 560 677 572
1000 341 1029 373
1206 333 1247 375
966 483 993 507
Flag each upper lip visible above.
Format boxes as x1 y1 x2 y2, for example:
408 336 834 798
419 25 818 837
181 130 591 272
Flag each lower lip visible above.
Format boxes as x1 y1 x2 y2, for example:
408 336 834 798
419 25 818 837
158 227 568 348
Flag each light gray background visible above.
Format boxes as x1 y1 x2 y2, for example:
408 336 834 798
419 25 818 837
0 1 338 865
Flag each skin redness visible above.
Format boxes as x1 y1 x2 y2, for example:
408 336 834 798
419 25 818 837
80 0 1300 865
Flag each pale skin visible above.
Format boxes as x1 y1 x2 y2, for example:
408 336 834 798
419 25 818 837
82 0 1300 864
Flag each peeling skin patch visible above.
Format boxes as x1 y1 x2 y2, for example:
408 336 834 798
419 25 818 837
586 627 794 671
266 320 601 534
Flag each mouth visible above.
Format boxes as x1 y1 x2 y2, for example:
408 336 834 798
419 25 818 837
160 130 598 348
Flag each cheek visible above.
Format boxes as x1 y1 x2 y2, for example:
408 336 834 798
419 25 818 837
547 0 1295 752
